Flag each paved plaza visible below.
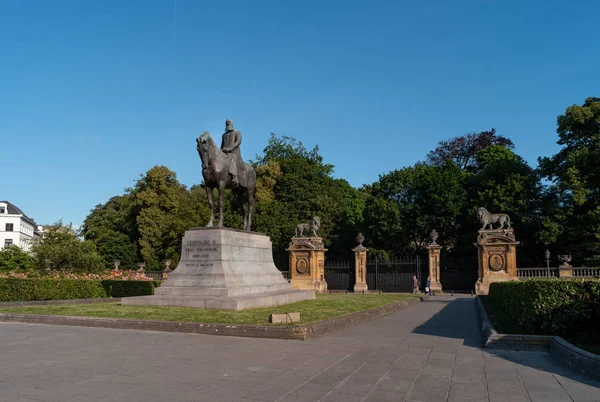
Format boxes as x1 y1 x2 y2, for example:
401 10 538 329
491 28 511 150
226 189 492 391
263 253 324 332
0 296 598 402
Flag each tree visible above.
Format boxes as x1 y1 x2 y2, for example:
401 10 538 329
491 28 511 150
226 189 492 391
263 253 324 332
83 166 213 270
426 128 514 170
0 245 35 271
539 97 600 262
33 221 104 272
252 134 363 267
81 194 138 269
467 145 542 264
131 166 190 270
365 163 467 254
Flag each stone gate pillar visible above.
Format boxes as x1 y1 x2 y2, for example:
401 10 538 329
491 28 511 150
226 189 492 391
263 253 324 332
353 233 368 292
287 236 327 292
474 229 519 295
353 244 368 293
425 243 443 293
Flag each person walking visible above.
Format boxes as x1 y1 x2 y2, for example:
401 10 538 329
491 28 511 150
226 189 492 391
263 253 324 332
412 275 420 295
426 276 431 295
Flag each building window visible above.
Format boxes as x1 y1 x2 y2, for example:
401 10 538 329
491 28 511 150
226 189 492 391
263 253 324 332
4 239 12 247
6 223 14 231
0 207 5 213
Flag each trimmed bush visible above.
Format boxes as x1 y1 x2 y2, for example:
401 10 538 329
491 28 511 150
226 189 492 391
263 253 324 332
488 279 600 345
0 278 161 302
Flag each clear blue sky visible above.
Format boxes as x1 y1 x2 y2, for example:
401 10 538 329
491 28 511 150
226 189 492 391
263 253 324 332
1 0 598 226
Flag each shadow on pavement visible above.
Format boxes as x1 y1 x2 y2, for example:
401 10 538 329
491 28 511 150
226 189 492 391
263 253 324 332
412 297 482 347
413 297 600 388
486 348 600 389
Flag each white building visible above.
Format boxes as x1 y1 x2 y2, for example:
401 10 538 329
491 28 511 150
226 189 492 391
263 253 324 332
0 201 43 252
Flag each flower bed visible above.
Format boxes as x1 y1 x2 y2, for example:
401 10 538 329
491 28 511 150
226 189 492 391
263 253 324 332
0 269 153 281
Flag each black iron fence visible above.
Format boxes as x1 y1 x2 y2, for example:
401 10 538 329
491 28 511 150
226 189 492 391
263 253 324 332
324 260 354 290
324 256 421 292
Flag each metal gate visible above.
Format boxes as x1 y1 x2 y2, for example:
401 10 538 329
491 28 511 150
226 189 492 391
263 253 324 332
324 260 354 290
439 257 478 291
324 256 422 292
367 256 421 293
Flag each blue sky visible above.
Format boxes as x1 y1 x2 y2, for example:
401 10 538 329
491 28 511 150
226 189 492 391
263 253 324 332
1 0 599 226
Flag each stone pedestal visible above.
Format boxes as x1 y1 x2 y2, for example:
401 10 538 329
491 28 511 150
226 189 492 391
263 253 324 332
558 267 573 278
474 229 520 295
287 237 328 292
122 228 315 310
425 244 443 293
353 245 368 293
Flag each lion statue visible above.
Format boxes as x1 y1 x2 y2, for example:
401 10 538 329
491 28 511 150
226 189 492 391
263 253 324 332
477 207 511 230
295 216 320 237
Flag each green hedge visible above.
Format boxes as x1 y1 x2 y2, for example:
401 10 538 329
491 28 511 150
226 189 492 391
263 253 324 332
488 279 600 344
0 278 162 302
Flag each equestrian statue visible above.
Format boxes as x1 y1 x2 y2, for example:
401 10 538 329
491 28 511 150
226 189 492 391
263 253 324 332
196 119 256 231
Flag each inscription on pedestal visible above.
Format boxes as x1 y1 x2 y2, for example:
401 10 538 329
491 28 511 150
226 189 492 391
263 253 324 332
183 238 220 269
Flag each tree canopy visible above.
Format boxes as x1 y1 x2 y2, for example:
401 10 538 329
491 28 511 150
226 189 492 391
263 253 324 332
539 97 600 263
77 97 600 273
426 128 514 171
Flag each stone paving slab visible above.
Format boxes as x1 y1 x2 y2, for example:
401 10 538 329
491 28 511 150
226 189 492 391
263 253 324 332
0 295 599 401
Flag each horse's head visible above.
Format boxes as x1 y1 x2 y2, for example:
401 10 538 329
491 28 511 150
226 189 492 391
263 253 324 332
196 132 213 169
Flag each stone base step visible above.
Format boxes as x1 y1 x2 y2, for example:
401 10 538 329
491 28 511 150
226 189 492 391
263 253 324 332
154 283 291 297
121 289 316 311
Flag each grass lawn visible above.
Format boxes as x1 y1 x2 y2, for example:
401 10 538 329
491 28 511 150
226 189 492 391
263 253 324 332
0 293 415 326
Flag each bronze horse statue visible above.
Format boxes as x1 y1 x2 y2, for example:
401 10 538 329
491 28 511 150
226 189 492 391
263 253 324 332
196 132 256 231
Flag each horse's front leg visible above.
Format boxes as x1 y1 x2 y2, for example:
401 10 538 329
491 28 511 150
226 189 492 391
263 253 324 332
246 193 254 232
217 183 225 227
205 186 214 227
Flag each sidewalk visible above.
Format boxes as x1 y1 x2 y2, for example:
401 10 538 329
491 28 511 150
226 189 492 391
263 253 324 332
0 296 598 401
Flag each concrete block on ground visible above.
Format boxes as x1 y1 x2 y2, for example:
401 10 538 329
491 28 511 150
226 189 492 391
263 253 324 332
269 312 300 324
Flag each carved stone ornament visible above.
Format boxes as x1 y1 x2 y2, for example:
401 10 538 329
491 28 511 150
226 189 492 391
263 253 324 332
477 207 511 230
295 216 320 237
356 232 365 246
296 258 309 275
430 229 439 245
489 253 505 271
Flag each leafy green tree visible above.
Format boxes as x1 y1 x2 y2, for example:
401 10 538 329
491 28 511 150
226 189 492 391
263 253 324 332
82 194 139 269
426 128 514 170
33 221 104 272
539 96 600 262
131 166 191 270
0 245 35 271
366 163 467 255
83 167 212 270
93 231 138 270
252 134 363 267
466 145 542 264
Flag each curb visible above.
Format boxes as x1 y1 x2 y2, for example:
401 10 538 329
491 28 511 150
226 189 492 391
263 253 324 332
0 298 122 307
475 296 600 381
474 296 553 351
551 336 600 380
0 296 425 341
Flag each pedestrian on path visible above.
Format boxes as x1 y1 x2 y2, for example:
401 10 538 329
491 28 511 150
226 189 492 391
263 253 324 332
426 276 431 295
413 275 420 295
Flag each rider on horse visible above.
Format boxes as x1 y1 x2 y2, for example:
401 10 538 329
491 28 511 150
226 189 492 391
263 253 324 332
220 119 246 188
